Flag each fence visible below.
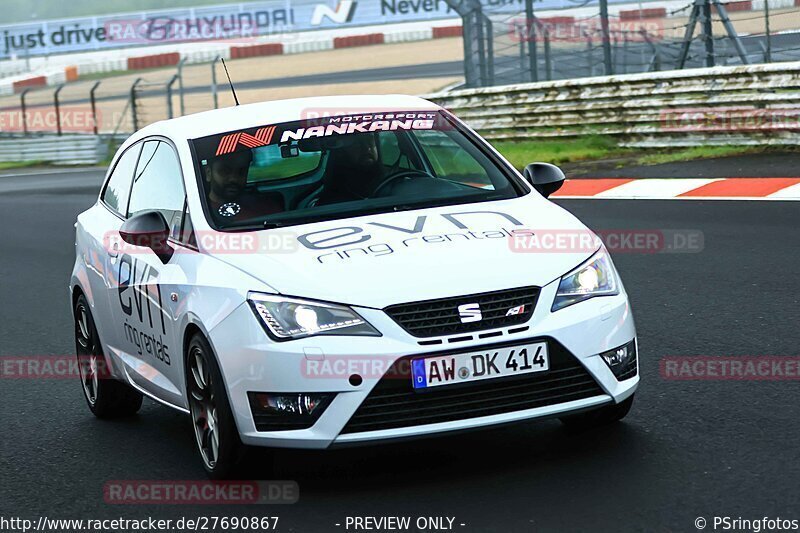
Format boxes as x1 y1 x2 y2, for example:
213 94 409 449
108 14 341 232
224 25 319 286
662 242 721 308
4 55 800 162
0 56 237 139
456 0 800 88
428 61 800 146
0 24 456 136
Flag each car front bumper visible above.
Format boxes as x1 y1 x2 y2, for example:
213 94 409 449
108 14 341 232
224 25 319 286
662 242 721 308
207 277 638 449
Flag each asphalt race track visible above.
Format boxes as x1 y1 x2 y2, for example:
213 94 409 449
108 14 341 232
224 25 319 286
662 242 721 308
1 167 799 532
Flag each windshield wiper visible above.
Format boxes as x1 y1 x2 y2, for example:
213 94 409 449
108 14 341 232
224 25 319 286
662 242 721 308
391 204 425 213
220 220 288 232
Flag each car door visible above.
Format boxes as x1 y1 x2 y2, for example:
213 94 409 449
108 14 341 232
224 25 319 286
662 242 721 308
109 139 188 407
81 141 142 361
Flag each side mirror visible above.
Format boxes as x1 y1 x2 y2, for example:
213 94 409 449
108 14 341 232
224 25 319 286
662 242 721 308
119 211 173 263
523 162 566 198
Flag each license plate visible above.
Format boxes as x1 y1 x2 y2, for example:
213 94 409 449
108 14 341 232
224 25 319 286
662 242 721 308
411 342 549 390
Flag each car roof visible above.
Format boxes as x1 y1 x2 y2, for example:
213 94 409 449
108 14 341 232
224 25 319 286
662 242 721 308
130 94 443 143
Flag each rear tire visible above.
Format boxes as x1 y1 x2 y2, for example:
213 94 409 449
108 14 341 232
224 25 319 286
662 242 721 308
186 332 248 480
74 294 143 418
559 395 634 430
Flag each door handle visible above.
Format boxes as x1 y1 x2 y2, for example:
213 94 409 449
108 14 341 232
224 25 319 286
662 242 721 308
109 241 120 265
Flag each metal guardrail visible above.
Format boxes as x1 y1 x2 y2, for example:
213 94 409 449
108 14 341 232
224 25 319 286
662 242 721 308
0 134 110 165
429 61 800 146
4 62 798 166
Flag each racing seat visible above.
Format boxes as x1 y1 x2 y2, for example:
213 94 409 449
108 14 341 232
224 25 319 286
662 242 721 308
316 135 385 205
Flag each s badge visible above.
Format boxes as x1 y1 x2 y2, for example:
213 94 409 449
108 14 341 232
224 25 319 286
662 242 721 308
458 303 482 323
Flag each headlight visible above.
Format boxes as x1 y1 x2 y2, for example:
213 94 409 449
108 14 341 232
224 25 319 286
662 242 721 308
248 293 380 341
552 249 619 311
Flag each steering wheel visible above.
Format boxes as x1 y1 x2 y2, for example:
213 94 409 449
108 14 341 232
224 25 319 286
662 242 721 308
371 169 435 198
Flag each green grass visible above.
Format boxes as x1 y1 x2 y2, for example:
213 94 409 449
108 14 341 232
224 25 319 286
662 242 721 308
0 160 45 171
635 145 764 166
493 136 631 169
492 137 786 170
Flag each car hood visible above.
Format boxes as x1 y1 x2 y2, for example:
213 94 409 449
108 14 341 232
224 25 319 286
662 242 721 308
207 195 599 309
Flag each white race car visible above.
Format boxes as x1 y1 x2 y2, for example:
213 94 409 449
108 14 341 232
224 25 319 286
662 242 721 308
71 95 638 478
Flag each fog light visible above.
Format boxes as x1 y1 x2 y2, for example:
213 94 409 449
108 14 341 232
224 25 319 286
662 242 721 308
599 340 637 379
250 393 332 416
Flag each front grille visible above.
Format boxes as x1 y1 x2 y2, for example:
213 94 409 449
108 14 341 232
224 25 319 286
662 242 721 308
341 338 606 434
384 286 540 338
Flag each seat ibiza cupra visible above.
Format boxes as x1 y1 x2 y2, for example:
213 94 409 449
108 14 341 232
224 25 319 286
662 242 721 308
71 95 638 478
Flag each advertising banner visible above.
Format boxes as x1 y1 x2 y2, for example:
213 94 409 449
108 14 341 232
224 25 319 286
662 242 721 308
0 0 629 59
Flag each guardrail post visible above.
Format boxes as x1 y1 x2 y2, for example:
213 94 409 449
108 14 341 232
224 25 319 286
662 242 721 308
20 89 30 136
585 32 594 76
611 33 618 74
764 0 772 62
622 33 629 74
544 29 552 81
90 81 101 135
130 78 143 132
54 84 65 136
701 0 715 67
462 14 477 87
518 26 528 82
599 0 613 75
211 55 221 109
484 15 494 86
176 57 187 116
166 74 179 119
525 0 537 83
474 11 488 86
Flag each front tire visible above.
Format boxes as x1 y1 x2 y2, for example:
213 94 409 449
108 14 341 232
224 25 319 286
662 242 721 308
186 332 247 479
559 395 634 430
74 294 142 418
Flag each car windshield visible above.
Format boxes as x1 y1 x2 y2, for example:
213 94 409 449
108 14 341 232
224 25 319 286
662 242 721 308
190 111 524 230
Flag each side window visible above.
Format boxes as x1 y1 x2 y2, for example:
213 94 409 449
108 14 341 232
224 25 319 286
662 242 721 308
127 140 186 232
102 144 141 215
415 130 495 190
